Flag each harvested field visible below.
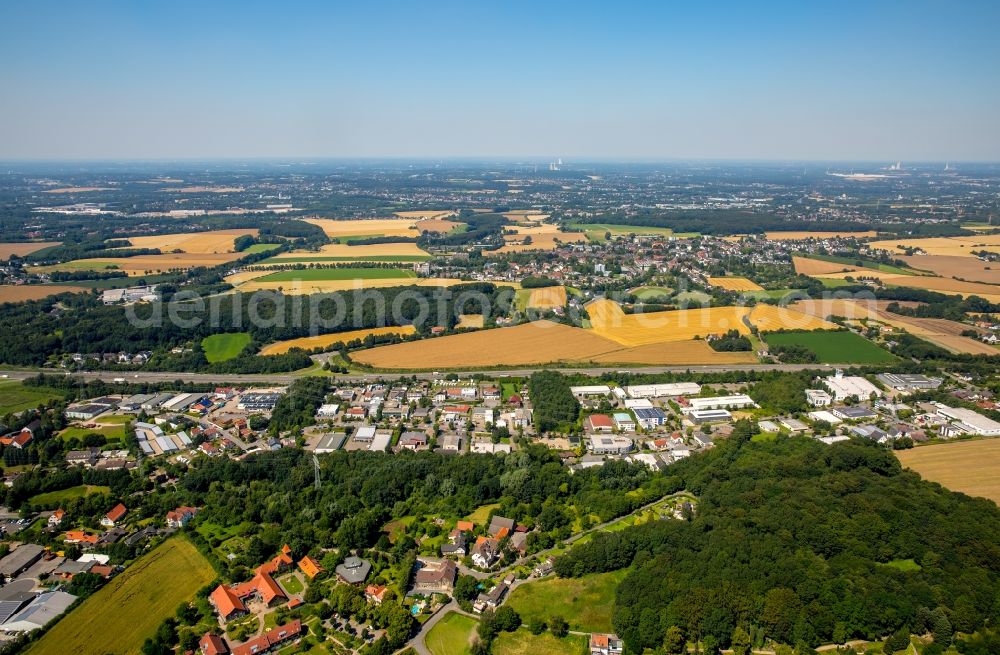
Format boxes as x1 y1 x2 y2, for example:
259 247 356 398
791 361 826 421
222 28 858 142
0 241 60 259
877 274 1000 300
254 268 416 282
393 210 456 219
488 224 587 254
586 298 751 347
527 286 567 309
868 235 1000 257
352 321 625 369
304 218 421 239
789 299 920 321
234 277 470 294
765 230 878 240
0 285 87 303
707 276 764 291
115 228 258 253
901 255 1000 284
792 256 865 275
457 314 484 329
415 218 462 233
503 212 550 223
260 326 417 355
896 440 1000 504
748 304 838 332
876 313 995 355
161 185 244 193
589 340 757 365
919 334 998 355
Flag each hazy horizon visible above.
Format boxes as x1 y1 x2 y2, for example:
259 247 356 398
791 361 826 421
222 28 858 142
2 1 999 161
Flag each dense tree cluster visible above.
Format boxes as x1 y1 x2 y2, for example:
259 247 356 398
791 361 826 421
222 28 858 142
527 371 580 433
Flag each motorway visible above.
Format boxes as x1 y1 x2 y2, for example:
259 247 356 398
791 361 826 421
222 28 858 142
0 363 834 385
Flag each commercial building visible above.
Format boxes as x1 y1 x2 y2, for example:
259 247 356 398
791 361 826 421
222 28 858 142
686 395 757 412
625 383 701 398
570 385 612 397
687 409 732 424
877 373 943 391
936 405 1000 436
822 374 882 402
588 435 633 455
633 407 668 429
806 389 833 407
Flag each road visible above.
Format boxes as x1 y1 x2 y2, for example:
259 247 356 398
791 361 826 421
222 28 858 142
0 362 831 386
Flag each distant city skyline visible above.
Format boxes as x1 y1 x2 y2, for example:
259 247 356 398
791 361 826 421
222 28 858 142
2 1 999 161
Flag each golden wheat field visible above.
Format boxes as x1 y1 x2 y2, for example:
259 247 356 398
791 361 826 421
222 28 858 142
586 299 751 347
0 285 88 303
707 276 764 291
415 218 462 233
868 235 1000 257
766 231 878 241
901 255 1000 284
897 440 1000 504
234 277 469 294
0 241 61 260
747 304 837 332
352 320 760 369
304 218 422 239
457 314 485 329
393 210 456 220
115 229 258 254
488 224 587 254
260 326 417 355
792 256 864 275
527 286 568 309
265 242 431 261
588 340 758 365
789 298 885 321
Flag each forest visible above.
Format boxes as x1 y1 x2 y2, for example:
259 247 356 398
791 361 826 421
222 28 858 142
553 425 1000 653
527 371 580 433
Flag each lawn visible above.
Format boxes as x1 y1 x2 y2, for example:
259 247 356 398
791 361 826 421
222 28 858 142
257 267 417 282
630 285 673 300
59 424 126 441
279 573 304 595
493 631 587 655
505 569 628 633
764 330 897 364
426 611 478 655
242 243 281 254
463 503 500 527
201 332 252 362
26 536 217 655
749 288 805 300
0 381 66 415
29 484 110 506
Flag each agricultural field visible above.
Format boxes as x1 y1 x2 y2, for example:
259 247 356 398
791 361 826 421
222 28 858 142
566 223 676 241
254 268 417 282
588 339 757 365
241 243 281 254
764 230 878 240
392 210 456 220
488 224 587 254
425 611 478 655
0 241 61 260
231 275 469 295
415 218 463 233
0 285 87 303
26 537 217 655
29 484 110 506
260 326 417 355
792 256 863 276
526 286 567 309
304 218 422 239
114 228 257 253
161 185 243 193
0 381 66 415
764 330 896 364
868 234 1000 257
42 186 116 194
896 439 1000 504
874 313 995 355
586 298 752 347
263 242 431 264
40 252 246 275
707 276 764 291
456 314 484 329
901 254 1000 284
493 632 587 655
747 304 838 332
629 285 673 300
201 332 252 362
505 569 627 633
503 211 550 223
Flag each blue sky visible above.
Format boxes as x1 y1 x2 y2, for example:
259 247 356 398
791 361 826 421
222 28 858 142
1 1 998 160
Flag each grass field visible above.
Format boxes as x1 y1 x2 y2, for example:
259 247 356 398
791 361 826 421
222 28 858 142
629 285 673 300
242 243 281 254
764 330 896 364
464 503 500 526
493 631 587 655
0 381 66 415
29 485 110 506
506 569 628 633
116 229 257 254
26 537 217 655
896 439 1000 504
0 284 88 303
566 222 676 241
0 241 61 260
256 267 417 282
707 276 764 291
59 424 126 442
201 332 252 362
425 612 478 655
260 326 416 355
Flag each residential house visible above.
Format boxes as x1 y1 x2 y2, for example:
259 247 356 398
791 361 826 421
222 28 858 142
412 558 457 594
298 556 323 580
590 633 624 655
101 503 127 527
335 556 372 585
166 506 198 528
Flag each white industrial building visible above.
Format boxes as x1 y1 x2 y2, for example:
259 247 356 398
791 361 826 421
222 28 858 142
935 405 1000 436
822 373 882 401
806 389 833 407
685 395 757 412
570 385 612 397
625 383 701 398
